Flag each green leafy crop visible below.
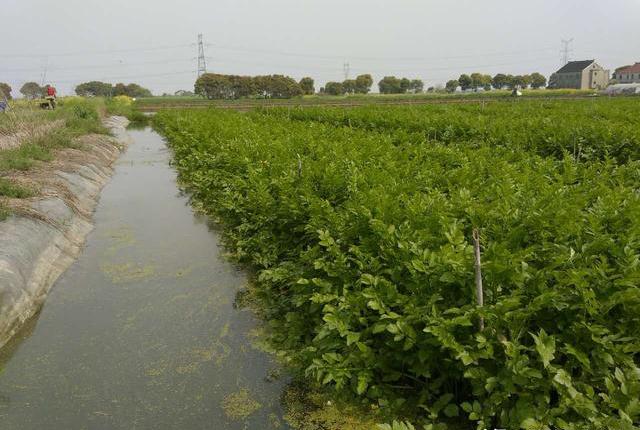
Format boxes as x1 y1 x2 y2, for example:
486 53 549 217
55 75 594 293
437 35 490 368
154 99 640 429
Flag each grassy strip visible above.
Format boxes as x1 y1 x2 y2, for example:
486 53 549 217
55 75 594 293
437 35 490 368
0 178 34 198
155 106 640 429
0 98 110 218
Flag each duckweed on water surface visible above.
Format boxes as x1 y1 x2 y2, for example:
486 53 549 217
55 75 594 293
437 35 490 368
222 388 263 420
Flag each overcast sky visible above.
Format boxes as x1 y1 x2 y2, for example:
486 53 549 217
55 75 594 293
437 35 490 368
1 0 639 96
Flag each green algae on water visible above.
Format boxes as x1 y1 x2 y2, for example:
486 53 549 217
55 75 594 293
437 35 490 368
222 388 262 420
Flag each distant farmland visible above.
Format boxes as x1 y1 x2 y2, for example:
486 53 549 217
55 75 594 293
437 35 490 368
135 89 597 111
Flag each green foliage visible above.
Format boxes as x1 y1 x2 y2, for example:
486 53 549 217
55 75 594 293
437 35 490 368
445 80 459 93
379 76 422 94
0 143 52 171
530 73 547 89
0 83 12 100
0 178 34 198
355 74 374 94
75 81 114 97
300 77 315 95
75 81 151 98
269 98 640 164
19 82 44 99
0 204 9 221
155 101 640 429
458 74 472 91
324 82 345 96
378 421 416 430
113 82 153 98
195 73 302 99
0 98 106 173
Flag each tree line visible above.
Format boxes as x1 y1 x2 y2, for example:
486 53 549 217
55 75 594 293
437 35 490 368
195 73 311 99
321 74 374 95
74 81 152 98
445 72 547 93
4 82 55 100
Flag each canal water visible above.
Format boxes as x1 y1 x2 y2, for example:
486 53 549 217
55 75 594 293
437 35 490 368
0 128 289 429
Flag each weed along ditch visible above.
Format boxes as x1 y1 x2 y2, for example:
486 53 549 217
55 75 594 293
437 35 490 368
0 127 290 429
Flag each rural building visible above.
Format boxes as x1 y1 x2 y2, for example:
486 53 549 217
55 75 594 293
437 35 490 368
549 60 610 90
612 63 640 83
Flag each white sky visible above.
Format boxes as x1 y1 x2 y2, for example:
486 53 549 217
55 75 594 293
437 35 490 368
1 0 639 96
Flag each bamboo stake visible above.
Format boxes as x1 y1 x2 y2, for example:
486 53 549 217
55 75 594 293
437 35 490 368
296 153 302 178
472 228 484 331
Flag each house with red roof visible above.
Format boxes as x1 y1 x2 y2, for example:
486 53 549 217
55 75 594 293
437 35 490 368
612 63 640 84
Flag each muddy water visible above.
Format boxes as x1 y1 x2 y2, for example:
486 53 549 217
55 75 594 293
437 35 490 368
0 128 289 429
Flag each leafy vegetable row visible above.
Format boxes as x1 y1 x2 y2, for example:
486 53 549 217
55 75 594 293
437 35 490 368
263 98 640 163
154 105 640 429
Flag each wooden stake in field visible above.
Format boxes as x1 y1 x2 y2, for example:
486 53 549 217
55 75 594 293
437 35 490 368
472 228 484 331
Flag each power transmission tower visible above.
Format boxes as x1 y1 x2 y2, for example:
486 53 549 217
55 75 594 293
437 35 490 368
197 34 207 77
560 38 573 66
40 56 49 86
343 61 350 80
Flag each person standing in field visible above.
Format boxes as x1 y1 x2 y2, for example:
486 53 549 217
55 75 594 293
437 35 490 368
45 85 57 109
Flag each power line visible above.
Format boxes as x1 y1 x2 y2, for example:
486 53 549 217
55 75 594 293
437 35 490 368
206 42 559 62
0 43 194 59
51 70 195 84
0 57 210 74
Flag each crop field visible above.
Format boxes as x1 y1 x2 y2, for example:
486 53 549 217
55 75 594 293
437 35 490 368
136 89 596 111
154 98 640 429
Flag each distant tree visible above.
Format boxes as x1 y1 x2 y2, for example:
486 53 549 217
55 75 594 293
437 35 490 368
378 76 402 94
75 81 114 97
342 79 357 94
228 75 255 98
318 87 325 94
299 77 315 95
324 81 345 96
255 75 302 98
409 79 424 93
458 74 472 91
123 83 152 98
530 72 547 89
445 79 459 93
354 74 373 94
195 74 233 99
399 78 411 93
481 74 493 90
511 75 531 89
0 83 12 100
427 86 435 93
470 73 484 91
174 90 194 96
113 83 128 96
20 82 43 99
491 73 509 90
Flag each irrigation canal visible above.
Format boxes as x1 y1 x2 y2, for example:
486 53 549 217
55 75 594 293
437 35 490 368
0 127 289 429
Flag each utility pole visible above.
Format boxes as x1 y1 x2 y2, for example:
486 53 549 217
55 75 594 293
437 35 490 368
197 34 207 77
560 38 573 66
343 61 350 80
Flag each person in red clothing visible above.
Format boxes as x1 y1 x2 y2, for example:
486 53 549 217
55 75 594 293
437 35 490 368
44 85 57 109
